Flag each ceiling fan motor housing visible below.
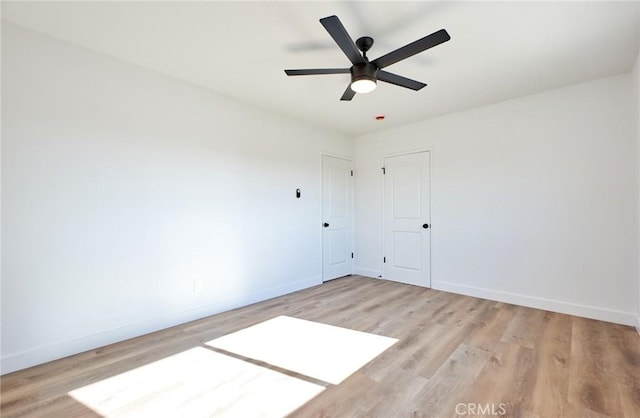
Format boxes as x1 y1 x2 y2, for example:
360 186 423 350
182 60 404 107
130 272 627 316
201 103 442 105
351 62 379 83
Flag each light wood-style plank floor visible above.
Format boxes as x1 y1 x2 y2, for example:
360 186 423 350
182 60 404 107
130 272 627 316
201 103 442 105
2 276 639 417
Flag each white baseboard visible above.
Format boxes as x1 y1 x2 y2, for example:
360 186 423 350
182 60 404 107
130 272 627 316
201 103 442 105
1 277 321 375
636 315 640 336
353 267 381 279
431 281 636 326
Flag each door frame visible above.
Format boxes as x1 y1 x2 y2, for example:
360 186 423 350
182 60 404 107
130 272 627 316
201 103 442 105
321 153 354 282
380 148 433 288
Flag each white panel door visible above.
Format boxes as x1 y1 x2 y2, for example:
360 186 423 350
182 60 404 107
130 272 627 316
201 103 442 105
322 155 352 281
383 151 430 287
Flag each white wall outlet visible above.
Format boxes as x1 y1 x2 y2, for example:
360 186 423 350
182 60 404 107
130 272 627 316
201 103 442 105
194 279 204 293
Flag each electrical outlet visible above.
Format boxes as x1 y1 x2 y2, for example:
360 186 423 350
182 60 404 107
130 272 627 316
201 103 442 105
194 279 204 293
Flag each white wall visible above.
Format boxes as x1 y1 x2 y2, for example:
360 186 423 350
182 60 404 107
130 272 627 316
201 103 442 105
1 23 352 374
354 73 638 325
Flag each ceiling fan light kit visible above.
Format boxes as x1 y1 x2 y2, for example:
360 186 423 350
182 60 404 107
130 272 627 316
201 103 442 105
350 62 378 93
351 78 376 93
284 15 450 101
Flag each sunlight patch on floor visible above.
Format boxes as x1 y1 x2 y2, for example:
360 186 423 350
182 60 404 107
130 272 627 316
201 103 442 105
207 315 398 385
69 346 325 417
69 316 397 416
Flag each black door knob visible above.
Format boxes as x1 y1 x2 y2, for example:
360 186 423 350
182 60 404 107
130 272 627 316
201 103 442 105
422 223 430 229
323 223 330 227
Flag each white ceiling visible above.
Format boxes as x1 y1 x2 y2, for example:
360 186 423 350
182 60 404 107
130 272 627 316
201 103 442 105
2 1 639 136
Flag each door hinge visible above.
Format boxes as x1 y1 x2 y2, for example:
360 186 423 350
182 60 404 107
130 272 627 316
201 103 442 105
350 170 353 176
382 167 386 175
383 256 386 263
351 252 354 259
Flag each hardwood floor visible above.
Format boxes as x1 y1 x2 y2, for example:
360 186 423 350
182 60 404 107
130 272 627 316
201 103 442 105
2 276 639 417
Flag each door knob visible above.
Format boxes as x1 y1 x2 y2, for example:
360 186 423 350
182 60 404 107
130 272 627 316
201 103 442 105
323 223 330 227
422 223 430 229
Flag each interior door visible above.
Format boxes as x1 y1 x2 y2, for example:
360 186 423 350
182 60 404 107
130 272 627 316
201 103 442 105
322 155 352 281
383 151 431 287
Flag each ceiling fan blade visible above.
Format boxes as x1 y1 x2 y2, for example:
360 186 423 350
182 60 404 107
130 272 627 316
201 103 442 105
340 85 356 101
284 68 350 76
377 70 426 90
320 15 366 66
372 29 450 69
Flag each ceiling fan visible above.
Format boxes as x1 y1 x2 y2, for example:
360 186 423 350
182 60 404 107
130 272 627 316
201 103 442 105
284 15 450 101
